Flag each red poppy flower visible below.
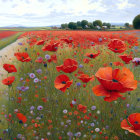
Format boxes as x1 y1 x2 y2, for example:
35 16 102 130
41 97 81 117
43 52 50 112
77 104 87 113
83 58 90 64
108 39 126 53
92 67 137 102
56 59 78 73
54 75 73 92
119 54 133 64
113 62 124 66
85 51 100 59
27 37 37 46
35 57 44 63
61 38 73 44
17 113 27 123
77 74 94 83
48 54 57 63
36 40 45 45
121 113 140 136
2 76 15 85
42 41 60 52
3 64 17 73
14 52 31 62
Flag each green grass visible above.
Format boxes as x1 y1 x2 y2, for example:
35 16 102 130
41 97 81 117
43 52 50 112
0 32 23 50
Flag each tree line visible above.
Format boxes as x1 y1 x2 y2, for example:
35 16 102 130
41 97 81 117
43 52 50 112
61 20 111 30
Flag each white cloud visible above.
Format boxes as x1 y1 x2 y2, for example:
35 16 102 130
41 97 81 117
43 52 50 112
0 0 139 26
116 0 135 10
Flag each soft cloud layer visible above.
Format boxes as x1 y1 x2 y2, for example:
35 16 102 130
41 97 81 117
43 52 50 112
0 0 139 27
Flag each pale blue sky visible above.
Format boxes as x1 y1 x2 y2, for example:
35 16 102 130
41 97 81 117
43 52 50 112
0 0 139 27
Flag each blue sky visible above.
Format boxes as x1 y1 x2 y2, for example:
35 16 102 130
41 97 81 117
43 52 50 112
0 0 139 27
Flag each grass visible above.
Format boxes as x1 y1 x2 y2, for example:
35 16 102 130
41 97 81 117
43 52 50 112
0 31 140 139
0 32 23 50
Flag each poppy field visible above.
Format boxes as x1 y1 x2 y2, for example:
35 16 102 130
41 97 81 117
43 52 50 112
0 31 23 50
0 30 140 140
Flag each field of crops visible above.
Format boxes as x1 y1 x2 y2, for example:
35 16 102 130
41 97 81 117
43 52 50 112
0 30 140 140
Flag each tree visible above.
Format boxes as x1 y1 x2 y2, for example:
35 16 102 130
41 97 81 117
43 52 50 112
124 23 129 28
133 14 140 29
77 21 81 27
102 22 111 29
88 22 93 29
106 23 111 29
61 23 68 29
68 22 77 29
93 20 102 27
81 20 88 29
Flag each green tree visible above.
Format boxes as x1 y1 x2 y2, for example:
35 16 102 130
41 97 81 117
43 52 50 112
77 21 81 27
93 20 102 27
68 22 77 30
61 23 68 29
124 23 129 28
133 14 140 29
81 20 88 29
106 23 111 29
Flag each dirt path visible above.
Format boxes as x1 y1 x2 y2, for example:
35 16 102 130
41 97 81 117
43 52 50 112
0 38 25 90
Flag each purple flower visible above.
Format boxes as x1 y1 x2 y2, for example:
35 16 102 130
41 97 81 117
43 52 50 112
17 86 29 92
37 106 43 110
76 82 81 86
30 106 35 110
79 64 83 68
29 73 35 79
18 42 23 45
45 54 51 60
36 69 42 74
91 106 96 110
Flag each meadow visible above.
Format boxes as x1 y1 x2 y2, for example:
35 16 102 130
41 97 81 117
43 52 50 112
0 30 140 140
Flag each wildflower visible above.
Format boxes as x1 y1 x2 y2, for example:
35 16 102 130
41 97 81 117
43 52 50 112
17 86 29 92
93 67 137 102
121 113 140 136
37 106 43 110
54 75 73 92
3 64 17 73
45 54 51 60
34 78 39 83
14 52 31 62
108 39 126 53
29 73 35 79
63 109 68 114
2 76 15 85
77 74 94 83
56 59 78 73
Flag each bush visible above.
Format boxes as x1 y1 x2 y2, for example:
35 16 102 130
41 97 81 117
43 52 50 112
133 14 140 29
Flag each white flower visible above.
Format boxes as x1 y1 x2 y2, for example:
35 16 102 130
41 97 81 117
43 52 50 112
95 128 100 132
63 109 67 114
34 78 39 83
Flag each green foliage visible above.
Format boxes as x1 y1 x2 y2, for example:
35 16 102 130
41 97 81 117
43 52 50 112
124 23 129 28
103 22 111 29
68 22 77 29
93 20 103 27
61 23 68 29
133 14 140 29
77 21 81 27
81 20 88 29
